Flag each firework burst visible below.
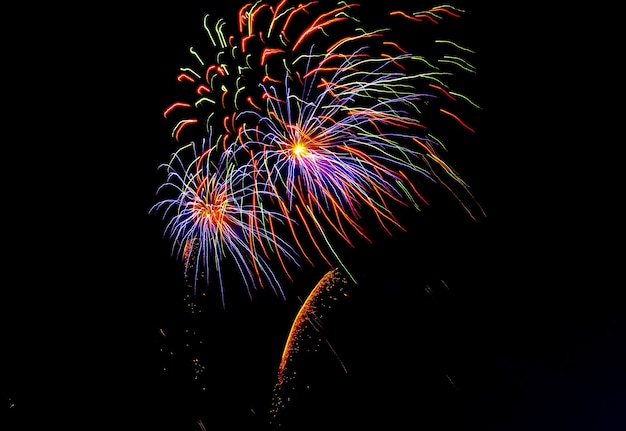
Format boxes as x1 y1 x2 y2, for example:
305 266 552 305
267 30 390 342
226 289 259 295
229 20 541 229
154 2 483 301
150 133 300 305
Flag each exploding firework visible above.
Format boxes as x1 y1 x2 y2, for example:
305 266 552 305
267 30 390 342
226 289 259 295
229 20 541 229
238 38 479 280
153 1 483 301
149 134 300 305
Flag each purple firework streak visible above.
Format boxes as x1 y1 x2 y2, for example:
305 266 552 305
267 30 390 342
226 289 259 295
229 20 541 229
151 1 484 303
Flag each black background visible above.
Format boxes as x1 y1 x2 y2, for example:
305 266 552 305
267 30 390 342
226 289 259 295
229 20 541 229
3 2 623 430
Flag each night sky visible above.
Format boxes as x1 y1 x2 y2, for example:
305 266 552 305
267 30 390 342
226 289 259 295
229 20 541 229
3 2 624 430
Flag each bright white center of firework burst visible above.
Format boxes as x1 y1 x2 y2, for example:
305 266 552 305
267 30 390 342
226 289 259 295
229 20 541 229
194 201 227 228
291 142 309 159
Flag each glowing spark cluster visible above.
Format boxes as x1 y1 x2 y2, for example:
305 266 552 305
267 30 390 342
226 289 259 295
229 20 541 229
270 267 352 425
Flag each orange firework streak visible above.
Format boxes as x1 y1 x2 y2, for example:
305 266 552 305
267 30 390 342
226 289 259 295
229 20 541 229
275 267 349 387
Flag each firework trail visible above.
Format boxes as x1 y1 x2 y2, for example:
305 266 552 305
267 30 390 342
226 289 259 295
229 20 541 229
153 2 483 302
269 267 352 426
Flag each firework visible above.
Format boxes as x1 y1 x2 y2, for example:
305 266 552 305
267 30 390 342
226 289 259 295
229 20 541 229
238 38 478 279
149 133 300 305
154 2 482 300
